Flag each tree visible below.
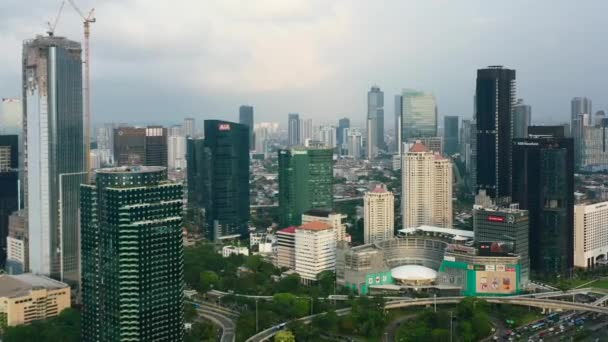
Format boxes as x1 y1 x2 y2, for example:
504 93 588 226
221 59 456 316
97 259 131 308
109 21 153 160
317 270 336 296
274 330 296 342
185 321 219 342
199 270 220 292
3 308 81 342
184 303 197 322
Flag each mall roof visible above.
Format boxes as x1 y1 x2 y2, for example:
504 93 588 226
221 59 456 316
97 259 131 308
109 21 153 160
391 265 438 281
398 225 474 239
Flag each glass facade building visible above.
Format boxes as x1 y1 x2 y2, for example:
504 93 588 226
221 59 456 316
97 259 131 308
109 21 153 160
186 120 250 240
23 36 86 287
0 135 19 267
81 166 184 341
278 147 333 227
239 105 254 148
400 89 438 142
443 115 459 156
512 136 574 277
475 66 515 200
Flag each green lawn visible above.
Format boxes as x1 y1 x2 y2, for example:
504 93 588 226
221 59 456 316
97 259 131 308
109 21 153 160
591 280 608 289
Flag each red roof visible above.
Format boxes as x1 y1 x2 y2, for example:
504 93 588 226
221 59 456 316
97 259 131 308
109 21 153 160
278 226 297 234
433 153 447 160
371 185 388 193
409 141 428 153
298 221 332 231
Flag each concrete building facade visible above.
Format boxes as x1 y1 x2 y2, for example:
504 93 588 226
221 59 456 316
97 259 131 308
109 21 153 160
364 184 395 244
574 201 608 268
295 222 336 283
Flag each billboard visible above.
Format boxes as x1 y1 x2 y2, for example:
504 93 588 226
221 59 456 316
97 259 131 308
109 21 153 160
477 241 515 256
487 215 505 222
476 270 517 294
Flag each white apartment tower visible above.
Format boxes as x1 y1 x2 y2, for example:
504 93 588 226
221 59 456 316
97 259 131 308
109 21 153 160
301 208 347 242
574 201 608 268
402 141 453 228
295 221 336 283
363 184 395 244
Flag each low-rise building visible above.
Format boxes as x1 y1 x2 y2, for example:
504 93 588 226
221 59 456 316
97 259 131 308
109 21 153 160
222 245 249 258
0 274 71 330
574 201 608 268
5 210 28 274
276 227 296 269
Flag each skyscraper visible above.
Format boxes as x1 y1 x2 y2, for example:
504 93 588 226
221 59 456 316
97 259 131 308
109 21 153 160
288 113 300 146
402 142 452 228
0 98 22 134
337 118 350 148
579 118 608 171
346 128 363 159
81 167 184 341
167 133 187 170
443 116 459 156
513 99 531 139
23 36 86 287
0 135 19 267
400 89 438 143
145 126 168 167
367 86 384 159
239 105 254 148
394 94 403 153
571 97 592 124
475 66 516 200
279 147 333 227
363 184 394 244
319 125 337 148
186 120 250 240
512 135 574 276
113 126 168 167
183 117 195 137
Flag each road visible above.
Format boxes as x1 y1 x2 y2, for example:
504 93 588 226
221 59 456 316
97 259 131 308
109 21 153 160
384 314 415 342
197 307 237 342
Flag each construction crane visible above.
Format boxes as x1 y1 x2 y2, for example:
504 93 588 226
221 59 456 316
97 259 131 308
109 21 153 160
46 1 66 36
67 0 96 174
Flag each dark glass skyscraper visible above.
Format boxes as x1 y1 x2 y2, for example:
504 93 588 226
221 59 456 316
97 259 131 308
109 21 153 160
0 135 19 267
337 117 350 147
113 126 168 167
278 147 333 227
475 66 516 200
144 126 168 167
81 166 184 341
443 116 459 155
23 35 86 286
512 135 574 277
239 105 254 148
187 120 250 240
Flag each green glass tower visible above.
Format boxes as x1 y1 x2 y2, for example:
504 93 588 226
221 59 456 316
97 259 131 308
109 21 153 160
278 147 333 226
81 166 184 342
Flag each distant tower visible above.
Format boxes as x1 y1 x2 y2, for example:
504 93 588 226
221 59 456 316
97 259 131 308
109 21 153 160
183 117 195 137
288 113 300 146
23 35 86 287
337 118 350 148
571 97 592 124
475 66 516 201
364 184 394 244
367 86 384 159
239 105 254 149
401 89 438 143
443 116 459 155
513 99 531 139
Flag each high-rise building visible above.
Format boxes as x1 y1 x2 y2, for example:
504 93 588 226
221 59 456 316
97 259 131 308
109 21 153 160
402 142 453 228
475 66 516 200
0 98 22 134
95 124 114 166
512 135 574 276
513 99 531 139
574 201 608 269
346 128 363 159
5 210 28 274
318 125 337 148
473 206 530 285
183 117 195 137
278 147 333 227
571 97 592 125
337 118 350 148
81 167 184 341
276 227 296 270
367 86 384 159
253 122 279 156
579 118 608 172
186 121 250 240
0 135 19 267
288 113 300 146
394 94 403 153
295 221 336 283
400 89 438 143
363 184 394 244
594 110 606 126
113 126 168 167
167 134 187 170
300 118 313 145
23 36 86 287
239 105 254 148
302 208 347 242
443 116 459 156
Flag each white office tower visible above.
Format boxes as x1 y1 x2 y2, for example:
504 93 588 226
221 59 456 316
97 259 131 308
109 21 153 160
1 98 22 134
363 184 395 244
295 221 336 283
402 141 453 228
574 201 608 268
301 209 347 242
318 125 337 148
23 36 86 287
346 128 362 159
254 122 279 155
300 118 313 145
167 134 187 170
183 117 195 137
95 125 114 165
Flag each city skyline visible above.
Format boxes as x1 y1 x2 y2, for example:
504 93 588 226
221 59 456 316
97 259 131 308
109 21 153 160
1 1 607 125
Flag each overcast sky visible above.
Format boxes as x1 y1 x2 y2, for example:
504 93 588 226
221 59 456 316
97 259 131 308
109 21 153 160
1 0 606 128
